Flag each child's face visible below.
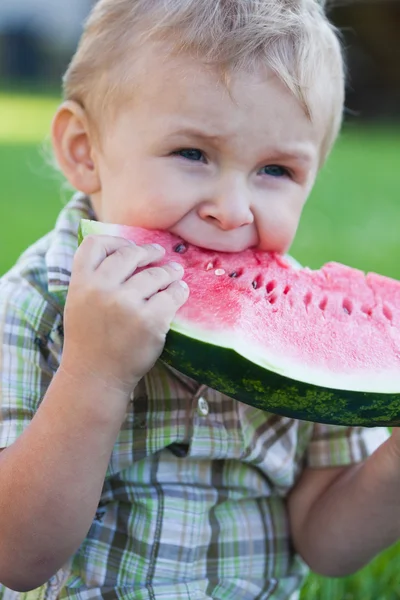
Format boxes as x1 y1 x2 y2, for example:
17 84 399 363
90 47 323 253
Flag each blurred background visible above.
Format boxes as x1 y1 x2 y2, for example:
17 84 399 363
0 1 399 597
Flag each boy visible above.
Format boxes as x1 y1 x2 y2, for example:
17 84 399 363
0 0 396 598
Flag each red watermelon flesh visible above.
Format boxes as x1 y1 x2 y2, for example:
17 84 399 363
78 220 400 396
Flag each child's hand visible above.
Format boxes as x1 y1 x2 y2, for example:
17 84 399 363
61 234 189 396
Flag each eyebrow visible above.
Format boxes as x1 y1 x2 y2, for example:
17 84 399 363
265 148 316 164
170 127 225 144
170 127 316 163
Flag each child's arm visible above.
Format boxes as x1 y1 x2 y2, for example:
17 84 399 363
288 434 400 576
0 234 189 592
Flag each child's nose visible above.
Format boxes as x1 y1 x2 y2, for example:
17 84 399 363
197 181 254 231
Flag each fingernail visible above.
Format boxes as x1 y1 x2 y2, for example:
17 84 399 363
152 243 165 252
179 280 189 290
169 261 183 271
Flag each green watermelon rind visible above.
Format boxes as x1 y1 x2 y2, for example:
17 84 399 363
163 330 400 427
169 318 400 395
78 219 107 243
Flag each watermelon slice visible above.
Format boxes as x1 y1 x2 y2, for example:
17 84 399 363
78 219 400 427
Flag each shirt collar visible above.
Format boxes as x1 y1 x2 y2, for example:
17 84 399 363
46 193 96 304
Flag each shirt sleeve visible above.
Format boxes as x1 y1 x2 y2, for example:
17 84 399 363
306 423 390 469
0 277 62 448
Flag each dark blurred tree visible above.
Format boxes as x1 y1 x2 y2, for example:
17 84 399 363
1 27 43 81
332 0 400 119
0 0 399 119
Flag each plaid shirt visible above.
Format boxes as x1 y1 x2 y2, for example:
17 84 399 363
0 195 389 600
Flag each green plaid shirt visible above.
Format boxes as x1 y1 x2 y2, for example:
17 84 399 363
0 195 389 600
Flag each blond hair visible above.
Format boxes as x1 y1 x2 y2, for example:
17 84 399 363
63 0 345 159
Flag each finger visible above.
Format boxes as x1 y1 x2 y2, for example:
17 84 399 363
95 243 166 285
144 280 190 327
124 262 185 299
133 244 167 268
74 235 136 274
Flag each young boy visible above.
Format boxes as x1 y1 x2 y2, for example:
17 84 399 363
0 0 397 598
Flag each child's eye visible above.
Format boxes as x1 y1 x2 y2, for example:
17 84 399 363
174 148 205 162
260 165 290 178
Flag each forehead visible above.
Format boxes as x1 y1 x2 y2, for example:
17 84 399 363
108 43 326 154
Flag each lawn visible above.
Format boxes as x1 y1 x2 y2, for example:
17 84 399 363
1 93 400 598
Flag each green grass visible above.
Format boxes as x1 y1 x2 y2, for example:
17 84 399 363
0 93 64 275
1 93 400 598
293 124 400 280
0 93 60 143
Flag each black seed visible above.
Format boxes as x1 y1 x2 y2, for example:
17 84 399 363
229 272 239 278
174 243 187 254
252 275 263 290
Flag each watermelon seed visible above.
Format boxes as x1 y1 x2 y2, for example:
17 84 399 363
206 262 214 271
174 243 187 254
319 296 328 311
229 269 243 278
266 280 277 294
304 291 312 308
361 305 373 317
215 269 226 276
268 294 278 305
252 275 263 290
342 298 353 315
283 285 291 295
383 304 393 323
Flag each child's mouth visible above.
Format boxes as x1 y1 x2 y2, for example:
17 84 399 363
176 235 252 254
170 226 258 255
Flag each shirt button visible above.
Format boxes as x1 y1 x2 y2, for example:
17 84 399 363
197 396 209 417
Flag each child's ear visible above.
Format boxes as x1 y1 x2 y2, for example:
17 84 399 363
51 101 100 194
